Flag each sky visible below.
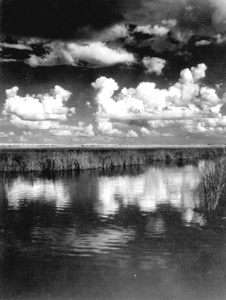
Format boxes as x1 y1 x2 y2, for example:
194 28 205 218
1 0 226 145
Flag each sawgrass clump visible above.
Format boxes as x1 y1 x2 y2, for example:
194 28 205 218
195 155 226 225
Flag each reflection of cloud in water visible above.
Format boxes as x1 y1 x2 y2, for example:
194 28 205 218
97 165 200 223
5 177 70 209
73 228 135 255
4 164 201 224
32 226 135 257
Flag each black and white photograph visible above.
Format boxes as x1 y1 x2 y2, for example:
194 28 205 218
1 0 226 299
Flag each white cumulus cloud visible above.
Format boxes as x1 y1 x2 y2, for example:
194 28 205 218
3 86 75 121
183 115 226 135
92 63 225 137
96 118 124 137
142 57 167 75
126 130 139 138
134 25 170 36
141 127 158 136
134 19 177 36
1 86 96 138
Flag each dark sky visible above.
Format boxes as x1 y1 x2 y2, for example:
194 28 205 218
1 0 226 145
0 0 126 39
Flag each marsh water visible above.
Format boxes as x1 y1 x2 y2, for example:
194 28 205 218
0 162 226 300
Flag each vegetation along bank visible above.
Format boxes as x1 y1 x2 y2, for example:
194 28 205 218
0 146 225 173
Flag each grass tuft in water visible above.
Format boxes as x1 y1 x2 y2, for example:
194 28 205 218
195 155 226 225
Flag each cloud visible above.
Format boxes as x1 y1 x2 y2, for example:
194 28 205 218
134 24 170 36
7 113 95 137
3 3 226 68
141 127 158 136
190 63 207 81
142 57 167 75
96 118 160 138
3 86 75 121
129 20 180 53
127 1 226 49
140 127 173 137
147 120 176 129
19 136 28 143
0 42 32 50
161 19 177 28
8 116 61 130
1 85 96 139
126 130 138 138
50 124 95 137
83 124 95 137
96 24 129 42
25 41 135 67
214 34 226 44
0 58 18 63
96 118 124 136
195 40 211 46
183 115 226 135
2 0 226 49
0 131 15 138
134 19 177 36
92 64 225 135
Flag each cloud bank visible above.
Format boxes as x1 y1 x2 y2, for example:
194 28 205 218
2 62 226 142
92 63 226 136
92 63 218 120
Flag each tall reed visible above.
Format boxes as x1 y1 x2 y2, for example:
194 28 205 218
195 155 226 222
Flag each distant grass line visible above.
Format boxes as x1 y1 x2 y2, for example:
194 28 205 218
0 147 224 173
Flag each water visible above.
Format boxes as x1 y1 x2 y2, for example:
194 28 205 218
0 163 226 300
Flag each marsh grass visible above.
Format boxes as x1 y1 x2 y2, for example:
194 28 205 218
0 147 223 173
194 155 226 225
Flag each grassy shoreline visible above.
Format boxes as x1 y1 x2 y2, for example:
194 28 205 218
0 146 225 173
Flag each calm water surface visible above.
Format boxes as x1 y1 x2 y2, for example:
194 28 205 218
0 163 226 300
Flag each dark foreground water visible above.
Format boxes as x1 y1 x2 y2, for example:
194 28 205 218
0 163 226 300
